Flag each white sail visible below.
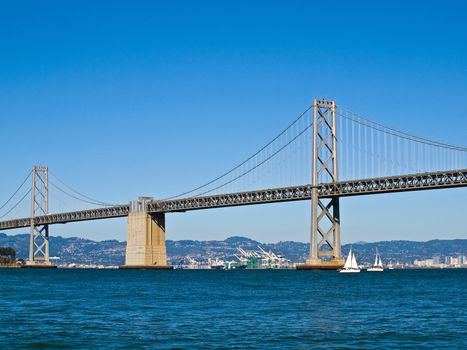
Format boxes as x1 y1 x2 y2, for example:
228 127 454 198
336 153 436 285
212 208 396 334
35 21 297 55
343 249 353 269
367 250 384 272
351 251 358 269
340 248 361 273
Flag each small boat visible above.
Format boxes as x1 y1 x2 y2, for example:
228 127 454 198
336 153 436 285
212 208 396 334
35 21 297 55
339 248 360 273
367 249 384 272
209 258 225 270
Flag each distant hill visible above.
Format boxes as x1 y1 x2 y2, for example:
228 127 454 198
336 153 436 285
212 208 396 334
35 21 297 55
0 233 126 266
345 239 467 264
0 232 466 266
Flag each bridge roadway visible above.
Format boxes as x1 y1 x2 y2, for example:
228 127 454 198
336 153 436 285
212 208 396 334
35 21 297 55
0 169 466 230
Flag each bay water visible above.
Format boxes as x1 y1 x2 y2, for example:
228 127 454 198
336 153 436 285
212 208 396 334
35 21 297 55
0 269 466 349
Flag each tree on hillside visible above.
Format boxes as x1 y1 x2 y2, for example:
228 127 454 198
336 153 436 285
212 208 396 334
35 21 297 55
0 247 16 264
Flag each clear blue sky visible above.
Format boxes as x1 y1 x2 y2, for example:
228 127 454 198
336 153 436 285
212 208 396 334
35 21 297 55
1 0 466 243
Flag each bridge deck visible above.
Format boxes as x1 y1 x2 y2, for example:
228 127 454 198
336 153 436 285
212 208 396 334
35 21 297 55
0 169 466 230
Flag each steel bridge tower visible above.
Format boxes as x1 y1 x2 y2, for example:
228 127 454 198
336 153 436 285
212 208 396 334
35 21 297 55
302 99 345 269
26 166 53 266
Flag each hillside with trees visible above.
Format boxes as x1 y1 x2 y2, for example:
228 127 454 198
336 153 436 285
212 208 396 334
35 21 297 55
0 247 17 266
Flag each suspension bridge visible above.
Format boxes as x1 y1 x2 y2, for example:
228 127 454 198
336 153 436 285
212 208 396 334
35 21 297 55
1 98 466 269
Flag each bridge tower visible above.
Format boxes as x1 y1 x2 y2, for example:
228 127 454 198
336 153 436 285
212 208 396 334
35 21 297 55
300 99 345 270
25 166 54 267
120 197 172 269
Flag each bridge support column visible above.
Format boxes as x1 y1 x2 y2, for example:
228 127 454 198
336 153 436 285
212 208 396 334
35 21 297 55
120 197 172 269
297 99 344 270
24 166 56 268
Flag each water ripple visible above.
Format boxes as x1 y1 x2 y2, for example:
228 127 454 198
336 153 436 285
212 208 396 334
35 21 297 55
0 269 465 349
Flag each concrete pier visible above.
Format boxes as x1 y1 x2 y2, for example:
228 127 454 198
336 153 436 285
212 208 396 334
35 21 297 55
296 258 345 270
120 197 172 269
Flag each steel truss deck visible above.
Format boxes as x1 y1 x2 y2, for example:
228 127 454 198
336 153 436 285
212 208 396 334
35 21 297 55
0 169 466 230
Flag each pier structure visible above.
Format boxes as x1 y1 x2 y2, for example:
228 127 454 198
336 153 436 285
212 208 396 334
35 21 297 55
121 197 171 269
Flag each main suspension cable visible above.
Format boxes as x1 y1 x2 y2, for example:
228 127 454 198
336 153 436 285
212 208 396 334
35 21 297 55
0 189 32 219
49 181 116 207
189 122 313 198
49 173 117 206
0 171 32 212
337 106 467 152
163 105 313 200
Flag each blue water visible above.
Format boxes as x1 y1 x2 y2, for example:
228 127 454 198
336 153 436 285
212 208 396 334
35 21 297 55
0 269 466 349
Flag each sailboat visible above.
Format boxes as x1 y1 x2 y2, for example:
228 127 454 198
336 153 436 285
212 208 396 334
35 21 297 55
339 248 360 273
367 249 384 272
